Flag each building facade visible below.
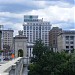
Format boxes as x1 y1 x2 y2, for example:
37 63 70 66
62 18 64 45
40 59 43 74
49 27 62 51
0 30 2 50
23 15 51 46
57 31 75 53
2 30 14 50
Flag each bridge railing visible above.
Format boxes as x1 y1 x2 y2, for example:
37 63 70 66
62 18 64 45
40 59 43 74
23 57 30 65
0 57 22 75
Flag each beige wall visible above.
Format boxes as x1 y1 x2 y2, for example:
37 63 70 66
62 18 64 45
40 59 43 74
14 38 27 58
57 33 75 53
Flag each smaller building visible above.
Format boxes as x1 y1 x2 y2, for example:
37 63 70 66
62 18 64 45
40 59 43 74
0 30 2 50
2 30 14 50
14 31 28 58
49 27 62 52
57 31 75 53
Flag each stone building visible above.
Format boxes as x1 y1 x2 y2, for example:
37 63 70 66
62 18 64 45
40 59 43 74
14 31 28 58
0 30 2 50
57 31 75 53
2 30 14 50
49 27 62 52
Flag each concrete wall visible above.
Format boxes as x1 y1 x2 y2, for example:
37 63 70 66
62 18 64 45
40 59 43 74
14 38 27 58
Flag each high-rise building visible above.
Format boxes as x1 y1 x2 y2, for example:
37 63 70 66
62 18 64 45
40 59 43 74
57 31 75 53
23 15 51 46
2 30 14 50
49 27 62 51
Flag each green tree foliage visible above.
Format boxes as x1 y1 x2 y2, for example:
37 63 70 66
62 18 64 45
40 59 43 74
28 40 75 75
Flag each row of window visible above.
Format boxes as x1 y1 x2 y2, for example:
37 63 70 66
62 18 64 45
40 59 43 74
66 41 74 44
65 50 74 53
66 46 74 49
24 26 50 30
24 22 50 25
65 36 74 40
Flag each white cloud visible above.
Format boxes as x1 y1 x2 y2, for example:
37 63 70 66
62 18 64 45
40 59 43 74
70 29 75 31
26 5 74 23
0 12 23 19
0 21 23 36
0 5 74 23
0 0 74 36
0 0 26 4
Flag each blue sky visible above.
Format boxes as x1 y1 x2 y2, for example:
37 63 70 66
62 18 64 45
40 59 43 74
0 0 74 35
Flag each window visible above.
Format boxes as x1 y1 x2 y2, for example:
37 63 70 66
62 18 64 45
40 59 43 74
36 27 38 30
66 41 69 44
70 36 74 40
30 26 32 30
48 26 50 30
30 16 33 19
42 27 44 30
65 36 69 40
36 23 38 25
70 41 74 44
27 26 29 30
45 26 47 30
33 27 35 30
33 23 35 25
36 31 38 35
24 26 26 30
66 46 69 49
70 46 73 49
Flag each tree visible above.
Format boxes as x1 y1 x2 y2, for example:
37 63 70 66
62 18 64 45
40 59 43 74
28 40 75 75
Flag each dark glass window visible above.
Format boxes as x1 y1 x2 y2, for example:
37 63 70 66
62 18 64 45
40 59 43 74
66 46 69 49
30 16 33 19
70 46 73 48
45 26 47 30
30 26 32 30
27 26 29 30
33 27 35 30
48 26 50 30
42 27 44 30
70 36 74 40
24 26 26 30
66 41 69 44
70 41 74 44
65 36 69 40
36 27 38 30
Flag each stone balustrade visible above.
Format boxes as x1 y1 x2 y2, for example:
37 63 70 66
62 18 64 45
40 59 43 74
0 57 23 75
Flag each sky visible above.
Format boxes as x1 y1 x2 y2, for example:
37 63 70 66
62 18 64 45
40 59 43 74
0 0 75 35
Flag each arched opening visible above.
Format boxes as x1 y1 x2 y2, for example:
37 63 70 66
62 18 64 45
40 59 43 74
18 49 23 57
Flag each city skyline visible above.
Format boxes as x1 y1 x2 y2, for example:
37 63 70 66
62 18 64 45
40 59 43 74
0 0 74 35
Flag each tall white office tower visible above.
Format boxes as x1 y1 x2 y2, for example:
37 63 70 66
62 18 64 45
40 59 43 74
23 15 51 46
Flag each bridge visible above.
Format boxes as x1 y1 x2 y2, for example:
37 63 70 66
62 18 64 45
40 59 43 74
0 33 34 75
0 57 29 75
